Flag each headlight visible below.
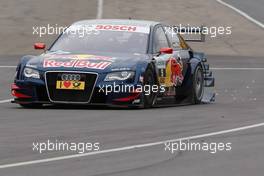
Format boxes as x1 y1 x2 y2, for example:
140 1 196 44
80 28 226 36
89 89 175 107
104 71 135 81
23 67 40 79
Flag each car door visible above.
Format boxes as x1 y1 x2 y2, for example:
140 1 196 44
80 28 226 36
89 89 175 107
153 25 183 89
164 26 190 77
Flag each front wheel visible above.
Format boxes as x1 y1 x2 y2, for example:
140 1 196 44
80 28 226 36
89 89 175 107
191 65 204 104
143 68 156 108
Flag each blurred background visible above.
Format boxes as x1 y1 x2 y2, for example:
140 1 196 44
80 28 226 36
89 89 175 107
0 0 263 56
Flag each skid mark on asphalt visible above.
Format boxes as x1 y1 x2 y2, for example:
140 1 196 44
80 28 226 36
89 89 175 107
0 122 264 169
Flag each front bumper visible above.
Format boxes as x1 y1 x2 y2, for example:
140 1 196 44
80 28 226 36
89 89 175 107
11 79 144 107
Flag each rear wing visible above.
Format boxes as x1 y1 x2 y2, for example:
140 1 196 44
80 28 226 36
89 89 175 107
172 25 206 42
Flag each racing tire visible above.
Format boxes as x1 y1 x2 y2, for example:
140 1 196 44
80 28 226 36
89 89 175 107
143 68 156 108
191 65 204 104
19 103 43 109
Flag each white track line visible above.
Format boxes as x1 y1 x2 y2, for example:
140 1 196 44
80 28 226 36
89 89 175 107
217 0 264 29
212 67 264 70
0 99 13 104
0 66 16 68
0 122 264 169
96 0 103 19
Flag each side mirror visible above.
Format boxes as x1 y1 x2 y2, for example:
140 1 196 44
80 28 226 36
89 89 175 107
159 47 173 54
34 43 46 50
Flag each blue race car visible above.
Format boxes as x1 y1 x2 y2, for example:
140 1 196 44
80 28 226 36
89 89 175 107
11 19 215 108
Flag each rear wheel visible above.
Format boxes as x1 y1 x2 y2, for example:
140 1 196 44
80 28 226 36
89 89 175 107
191 65 204 104
143 68 156 108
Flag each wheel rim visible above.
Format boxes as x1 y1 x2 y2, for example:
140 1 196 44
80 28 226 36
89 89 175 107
144 72 155 104
195 68 204 100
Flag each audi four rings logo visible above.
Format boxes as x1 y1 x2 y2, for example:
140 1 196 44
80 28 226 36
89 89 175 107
61 74 81 81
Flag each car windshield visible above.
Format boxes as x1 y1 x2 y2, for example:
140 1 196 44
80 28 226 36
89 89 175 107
50 26 149 54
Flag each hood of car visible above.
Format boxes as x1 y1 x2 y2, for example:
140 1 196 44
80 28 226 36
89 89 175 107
26 51 151 73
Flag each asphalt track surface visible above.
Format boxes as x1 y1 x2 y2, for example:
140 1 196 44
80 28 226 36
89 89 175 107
223 0 264 24
1 57 264 176
0 1 264 176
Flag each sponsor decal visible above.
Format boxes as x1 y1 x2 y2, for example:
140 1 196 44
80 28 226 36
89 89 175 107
95 24 150 34
43 59 111 70
43 54 114 70
166 58 184 86
45 54 116 62
158 57 183 87
56 80 85 90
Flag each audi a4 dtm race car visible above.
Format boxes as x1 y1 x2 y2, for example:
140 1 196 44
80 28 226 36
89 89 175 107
11 19 215 108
